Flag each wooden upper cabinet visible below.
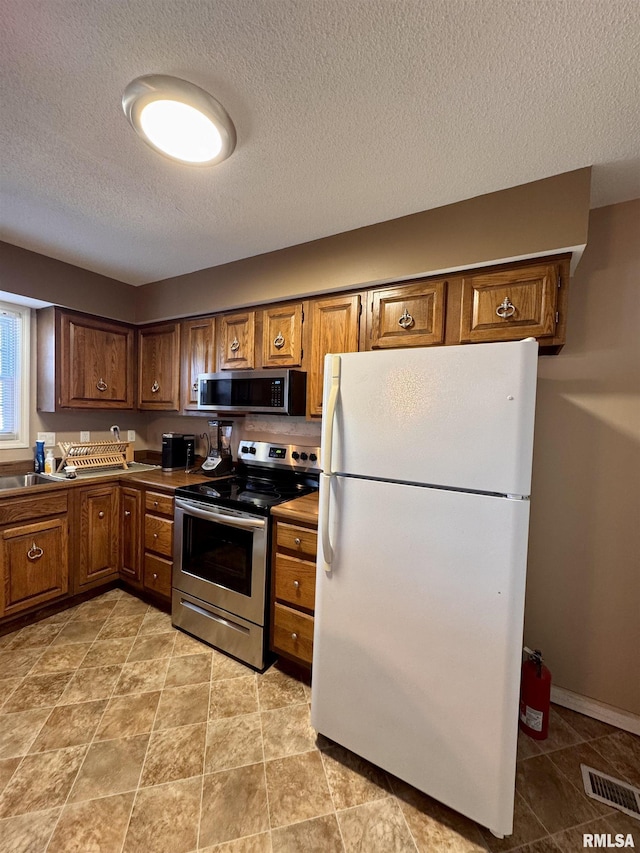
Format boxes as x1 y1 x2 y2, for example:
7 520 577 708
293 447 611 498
181 316 216 410
262 303 303 367
218 311 256 370
369 280 446 349
460 262 560 344
37 308 135 411
76 485 119 590
138 322 181 410
308 294 361 417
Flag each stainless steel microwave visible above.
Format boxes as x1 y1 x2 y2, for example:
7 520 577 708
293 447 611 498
196 370 307 415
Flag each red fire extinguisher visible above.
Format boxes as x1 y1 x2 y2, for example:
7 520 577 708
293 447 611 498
519 647 552 740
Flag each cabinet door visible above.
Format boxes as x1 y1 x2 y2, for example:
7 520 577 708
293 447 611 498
138 322 181 410
77 486 119 588
370 280 446 349
460 263 558 343
262 304 303 367
182 317 216 410
1 517 69 617
308 294 361 417
120 486 142 583
218 311 256 370
60 312 135 408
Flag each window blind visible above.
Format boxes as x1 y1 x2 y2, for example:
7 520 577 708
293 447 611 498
0 308 22 441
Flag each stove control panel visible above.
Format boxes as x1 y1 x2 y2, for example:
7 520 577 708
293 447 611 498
238 440 321 472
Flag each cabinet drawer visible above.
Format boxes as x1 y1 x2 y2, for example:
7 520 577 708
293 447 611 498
144 515 173 557
144 554 172 599
276 523 317 559
273 603 314 665
145 491 174 517
275 554 316 611
0 491 68 525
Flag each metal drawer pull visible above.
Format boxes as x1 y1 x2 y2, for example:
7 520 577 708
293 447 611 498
153 533 158 538
124 510 131 517
294 537 302 545
273 332 285 350
27 541 44 561
293 580 300 588
398 309 414 329
151 380 160 393
230 337 240 352
153 501 159 507
192 381 198 391
291 632 298 641
98 511 104 519
153 573 158 580
496 297 516 318
96 378 107 391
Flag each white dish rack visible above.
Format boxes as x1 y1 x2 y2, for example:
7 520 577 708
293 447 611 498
56 440 134 474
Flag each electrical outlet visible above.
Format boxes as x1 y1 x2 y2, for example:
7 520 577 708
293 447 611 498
127 430 136 442
37 431 56 447
80 431 90 442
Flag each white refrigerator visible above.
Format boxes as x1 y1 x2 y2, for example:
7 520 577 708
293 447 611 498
311 338 539 838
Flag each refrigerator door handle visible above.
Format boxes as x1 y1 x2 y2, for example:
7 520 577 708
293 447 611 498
320 473 333 570
321 355 341 475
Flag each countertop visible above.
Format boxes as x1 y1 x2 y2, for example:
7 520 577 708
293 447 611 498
271 490 319 525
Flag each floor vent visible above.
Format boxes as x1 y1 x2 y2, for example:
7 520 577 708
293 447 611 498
581 764 640 821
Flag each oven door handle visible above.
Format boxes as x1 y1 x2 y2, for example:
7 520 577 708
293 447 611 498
175 499 266 531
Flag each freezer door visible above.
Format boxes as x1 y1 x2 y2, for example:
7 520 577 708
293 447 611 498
323 338 538 496
312 474 530 836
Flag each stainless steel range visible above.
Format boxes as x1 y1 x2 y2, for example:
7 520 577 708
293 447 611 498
172 439 320 670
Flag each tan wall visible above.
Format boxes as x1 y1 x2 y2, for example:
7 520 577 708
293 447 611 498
136 168 591 323
525 198 640 715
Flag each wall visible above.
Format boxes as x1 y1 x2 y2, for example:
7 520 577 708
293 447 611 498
525 199 640 715
135 168 591 323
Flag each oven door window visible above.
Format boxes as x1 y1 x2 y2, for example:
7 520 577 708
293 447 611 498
183 516 253 597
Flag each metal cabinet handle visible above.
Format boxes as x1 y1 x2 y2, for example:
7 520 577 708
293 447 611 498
151 380 160 393
27 541 44 561
291 633 298 641
496 297 516 319
153 533 158 539
153 572 158 580
294 537 301 545
96 378 107 391
124 510 131 517
293 580 300 588
192 381 198 391
398 309 414 329
153 501 159 507
98 511 104 519
273 332 285 350
230 337 240 352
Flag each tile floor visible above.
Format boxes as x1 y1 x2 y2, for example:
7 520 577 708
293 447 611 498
0 589 638 852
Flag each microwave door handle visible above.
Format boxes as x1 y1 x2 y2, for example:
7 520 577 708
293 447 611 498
175 499 266 531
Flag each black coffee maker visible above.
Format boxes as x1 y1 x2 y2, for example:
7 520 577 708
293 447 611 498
161 433 196 471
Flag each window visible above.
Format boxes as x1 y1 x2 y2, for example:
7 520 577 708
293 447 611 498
0 301 30 448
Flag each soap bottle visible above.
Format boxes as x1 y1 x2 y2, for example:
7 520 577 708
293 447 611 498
44 449 56 474
34 440 45 473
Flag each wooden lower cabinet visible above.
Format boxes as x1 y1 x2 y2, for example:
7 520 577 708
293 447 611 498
270 516 318 667
120 486 142 584
142 489 175 602
1 515 69 617
76 485 120 591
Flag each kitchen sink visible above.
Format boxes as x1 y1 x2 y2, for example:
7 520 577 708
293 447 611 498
0 473 54 490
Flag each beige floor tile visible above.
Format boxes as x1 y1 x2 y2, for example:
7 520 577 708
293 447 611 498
138 610 173 635
0 757 20 795
265 750 333 828
79 636 135 668
111 596 150 617
591 731 640 787
0 677 22 710
0 806 61 853
518 728 543 760
46 791 135 853
0 744 87 817
5 623 62 650
517 840 562 853
29 699 107 753
0 707 52 759
211 652 254 681
172 629 209 657
165 651 213 688
257 667 307 711
205 713 264 773
321 743 391 809
210 676 259 719
547 741 624 817
51 621 105 646
29 643 91 674
337 797 417 853
477 791 549 852
113 657 170 695
200 764 270 848
2 671 72 713
153 682 211 731
123 776 202 853
200 832 272 852
69 600 118 622
141 722 206 786
95 691 161 740
551 704 619 741
0 649 43 679
535 708 585 755
261 703 319 761
516 754 602 834
58 663 122 704
272 814 344 852
96 614 145 639
69 733 149 801
127 631 176 662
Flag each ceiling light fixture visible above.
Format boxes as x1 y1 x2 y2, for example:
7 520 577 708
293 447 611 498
122 74 236 166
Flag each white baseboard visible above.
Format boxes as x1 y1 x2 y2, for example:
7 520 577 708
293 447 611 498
551 685 640 736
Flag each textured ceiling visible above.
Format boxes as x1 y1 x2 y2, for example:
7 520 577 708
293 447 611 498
1 0 639 286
